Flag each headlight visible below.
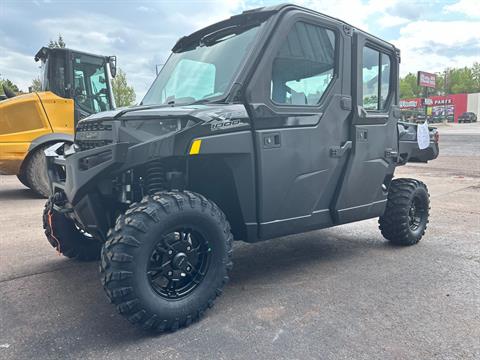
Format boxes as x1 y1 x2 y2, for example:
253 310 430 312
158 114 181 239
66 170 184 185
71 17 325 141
123 118 188 136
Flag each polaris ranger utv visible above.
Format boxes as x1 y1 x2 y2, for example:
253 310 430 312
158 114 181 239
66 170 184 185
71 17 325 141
43 4 439 332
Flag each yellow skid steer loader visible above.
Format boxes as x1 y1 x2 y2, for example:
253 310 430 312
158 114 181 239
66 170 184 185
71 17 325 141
0 47 116 196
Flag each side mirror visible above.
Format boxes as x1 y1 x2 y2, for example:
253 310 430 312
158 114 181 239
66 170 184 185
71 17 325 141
109 56 117 78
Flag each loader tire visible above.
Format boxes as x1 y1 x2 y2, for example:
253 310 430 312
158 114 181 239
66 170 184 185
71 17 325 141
379 178 430 246
100 191 233 332
25 145 51 198
17 171 30 189
43 194 101 261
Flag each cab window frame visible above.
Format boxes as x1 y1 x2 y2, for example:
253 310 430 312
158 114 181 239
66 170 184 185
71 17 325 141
268 18 339 108
361 43 394 112
72 53 112 113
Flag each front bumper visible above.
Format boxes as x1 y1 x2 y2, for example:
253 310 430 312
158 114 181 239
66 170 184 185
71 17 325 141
46 142 130 239
45 134 178 239
46 142 129 204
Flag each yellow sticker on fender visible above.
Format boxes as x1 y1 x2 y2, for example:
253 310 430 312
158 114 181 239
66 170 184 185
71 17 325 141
189 139 202 155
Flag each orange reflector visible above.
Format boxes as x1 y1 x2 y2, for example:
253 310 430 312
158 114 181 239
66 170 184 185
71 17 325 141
189 139 202 155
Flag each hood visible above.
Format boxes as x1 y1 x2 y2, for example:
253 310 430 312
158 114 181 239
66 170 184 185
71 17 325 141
81 103 249 124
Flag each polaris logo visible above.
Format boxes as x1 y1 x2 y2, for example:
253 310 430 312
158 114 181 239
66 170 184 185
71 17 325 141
76 131 101 141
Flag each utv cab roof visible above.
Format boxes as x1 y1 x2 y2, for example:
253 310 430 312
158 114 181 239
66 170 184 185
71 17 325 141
172 3 399 55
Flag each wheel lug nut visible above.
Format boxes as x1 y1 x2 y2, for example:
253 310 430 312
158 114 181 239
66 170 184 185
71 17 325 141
168 250 173 255
186 266 191 271
186 246 191 251
167 271 173 276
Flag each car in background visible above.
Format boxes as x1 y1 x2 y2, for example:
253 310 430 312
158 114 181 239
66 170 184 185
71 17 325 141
415 113 427 123
458 112 477 123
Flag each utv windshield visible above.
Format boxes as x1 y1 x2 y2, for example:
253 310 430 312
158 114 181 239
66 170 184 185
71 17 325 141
142 24 261 106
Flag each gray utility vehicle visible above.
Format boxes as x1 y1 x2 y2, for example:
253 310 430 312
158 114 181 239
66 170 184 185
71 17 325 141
44 4 439 332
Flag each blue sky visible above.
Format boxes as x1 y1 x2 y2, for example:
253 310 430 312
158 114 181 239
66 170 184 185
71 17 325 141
1 0 479 101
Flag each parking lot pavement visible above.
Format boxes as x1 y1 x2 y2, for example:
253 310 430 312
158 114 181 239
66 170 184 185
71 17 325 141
1 124 479 360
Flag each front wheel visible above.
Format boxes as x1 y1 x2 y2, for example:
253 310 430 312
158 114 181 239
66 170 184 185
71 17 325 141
379 178 430 246
100 191 233 332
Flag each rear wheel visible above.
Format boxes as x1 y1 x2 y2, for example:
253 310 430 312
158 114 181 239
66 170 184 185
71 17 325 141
100 191 233 332
379 178 430 246
25 145 51 198
43 193 101 261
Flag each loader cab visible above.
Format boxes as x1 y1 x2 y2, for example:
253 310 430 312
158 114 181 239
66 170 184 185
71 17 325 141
34 47 116 123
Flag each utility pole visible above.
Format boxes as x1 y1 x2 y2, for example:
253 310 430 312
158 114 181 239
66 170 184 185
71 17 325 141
444 69 448 123
424 86 428 119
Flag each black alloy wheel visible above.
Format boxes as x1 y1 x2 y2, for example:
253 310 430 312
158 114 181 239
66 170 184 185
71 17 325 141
147 228 212 300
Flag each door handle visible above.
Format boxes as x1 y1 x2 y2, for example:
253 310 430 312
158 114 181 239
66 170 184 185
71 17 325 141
330 141 352 157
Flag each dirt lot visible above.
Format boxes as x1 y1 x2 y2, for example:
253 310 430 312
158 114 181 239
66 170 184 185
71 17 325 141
1 123 479 360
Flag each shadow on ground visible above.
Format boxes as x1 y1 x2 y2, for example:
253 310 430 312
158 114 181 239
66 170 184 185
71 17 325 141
4 230 391 359
0 187 45 200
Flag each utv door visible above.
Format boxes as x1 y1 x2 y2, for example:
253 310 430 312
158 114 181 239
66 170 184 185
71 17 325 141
332 32 400 223
245 11 353 239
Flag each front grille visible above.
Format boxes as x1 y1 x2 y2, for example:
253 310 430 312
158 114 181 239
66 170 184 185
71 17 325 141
76 122 113 132
76 139 113 151
75 120 114 151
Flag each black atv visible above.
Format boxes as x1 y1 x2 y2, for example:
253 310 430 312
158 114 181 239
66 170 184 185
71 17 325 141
43 4 439 332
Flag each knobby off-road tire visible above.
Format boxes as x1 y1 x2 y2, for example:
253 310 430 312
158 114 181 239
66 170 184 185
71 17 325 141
43 194 102 261
100 191 233 332
25 144 51 198
379 178 430 246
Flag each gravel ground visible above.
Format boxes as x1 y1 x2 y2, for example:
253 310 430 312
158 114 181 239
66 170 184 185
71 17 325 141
0 122 479 360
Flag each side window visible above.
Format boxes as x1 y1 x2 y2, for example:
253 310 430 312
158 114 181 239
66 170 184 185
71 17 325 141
49 54 66 97
362 46 391 110
89 67 109 112
73 55 111 113
271 21 336 106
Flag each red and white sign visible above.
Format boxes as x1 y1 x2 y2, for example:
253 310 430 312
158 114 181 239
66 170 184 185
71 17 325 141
422 98 433 106
400 93 468 123
400 99 419 109
418 71 436 88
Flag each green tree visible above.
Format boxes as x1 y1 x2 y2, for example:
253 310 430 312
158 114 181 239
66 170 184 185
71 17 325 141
30 77 42 92
448 67 477 94
0 77 20 95
399 73 421 98
112 69 136 107
472 62 480 90
48 34 66 49
400 63 480 99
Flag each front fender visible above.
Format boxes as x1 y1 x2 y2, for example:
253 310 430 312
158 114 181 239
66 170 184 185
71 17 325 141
28 132 73 152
